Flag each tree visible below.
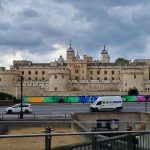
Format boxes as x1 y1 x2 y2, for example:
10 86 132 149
128 87 139 96
0 92 16 101
115 57 129 65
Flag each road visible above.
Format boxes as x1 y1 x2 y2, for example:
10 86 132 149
0 102 150 114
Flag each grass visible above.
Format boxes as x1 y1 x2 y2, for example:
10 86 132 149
0 127 84 150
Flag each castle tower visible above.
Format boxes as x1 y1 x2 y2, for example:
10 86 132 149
121 68 144 92
101 44 110 63
66 40 75 62
48 68 70 91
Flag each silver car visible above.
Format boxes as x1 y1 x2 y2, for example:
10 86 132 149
4 103 32 114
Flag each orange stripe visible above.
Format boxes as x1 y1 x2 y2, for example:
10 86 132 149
28 97 43 102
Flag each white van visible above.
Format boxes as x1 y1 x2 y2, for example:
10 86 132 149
90 96 123 112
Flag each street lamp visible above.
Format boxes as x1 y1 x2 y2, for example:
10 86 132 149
20 76 23 119
145 95 149 113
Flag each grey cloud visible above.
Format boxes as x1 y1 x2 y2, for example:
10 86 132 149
0 0 150 66
0 21 11 30
20 8 39 18
0 30 42 47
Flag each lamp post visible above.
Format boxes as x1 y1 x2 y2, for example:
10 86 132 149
20 76 23 119
145 95 149 113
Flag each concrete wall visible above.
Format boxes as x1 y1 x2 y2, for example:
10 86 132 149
0 121 71 128
72 112 150 131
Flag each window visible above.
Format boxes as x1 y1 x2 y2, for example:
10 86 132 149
97 71 100 75
112 71 114 74
0 78 1 81
97 77 100 80
104 77 107 80
62 75 64 79
75 76 79 80
28 71 31 75
125 83 127 86
82 71 84 74
104 70 107 74
134 75 136 79
97 101 102 105
90 77 93 80
90 71 93 75
75 70 79 73
21 71 24 75
42 71 45 75
42 77 45 80
35 71 38 75
35 77 38 80
112 77 114 80
55 75 57 79
28 77 31 80
54 87 57 91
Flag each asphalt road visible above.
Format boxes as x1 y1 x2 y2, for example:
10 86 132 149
0 102 150 114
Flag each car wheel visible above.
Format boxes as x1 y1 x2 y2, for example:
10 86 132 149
8 110 12 114
25 110 29 113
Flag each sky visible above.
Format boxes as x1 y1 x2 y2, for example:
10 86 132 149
0 0 150 69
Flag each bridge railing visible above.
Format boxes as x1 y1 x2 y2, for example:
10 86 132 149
0 130 150 150
0 113 70 120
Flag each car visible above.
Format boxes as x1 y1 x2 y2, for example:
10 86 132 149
4 103 32 114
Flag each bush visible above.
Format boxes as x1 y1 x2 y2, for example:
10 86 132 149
128 87 139 96
0 92 16 101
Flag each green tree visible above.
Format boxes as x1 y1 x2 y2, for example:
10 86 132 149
0 92 16 101
115 57 129 65
128 87 139 96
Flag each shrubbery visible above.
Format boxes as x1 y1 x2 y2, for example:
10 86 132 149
0 92 16 101
128 87 139 96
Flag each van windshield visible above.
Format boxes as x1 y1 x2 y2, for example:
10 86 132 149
96 101 102 105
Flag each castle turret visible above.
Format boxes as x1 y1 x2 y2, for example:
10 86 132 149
76 51 80 60
58 55 64 63
66 40 75 62
101 44 110 63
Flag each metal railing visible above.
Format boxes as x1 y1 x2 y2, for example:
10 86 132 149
0 129 150 150
0 113 70 120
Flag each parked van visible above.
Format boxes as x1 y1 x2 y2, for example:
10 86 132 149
90 96 123 112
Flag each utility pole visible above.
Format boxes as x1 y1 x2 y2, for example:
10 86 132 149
20 76 23 119
145 95 149 113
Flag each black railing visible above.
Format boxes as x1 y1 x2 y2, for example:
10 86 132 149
0 130 150 150
0 113 70 120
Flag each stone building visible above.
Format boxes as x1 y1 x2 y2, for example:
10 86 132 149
0 44 150 98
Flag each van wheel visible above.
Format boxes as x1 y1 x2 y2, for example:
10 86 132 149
115 108 119 111
94 108 98 112
8 110 12 114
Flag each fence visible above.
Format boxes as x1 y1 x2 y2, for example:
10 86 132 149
0 129 150 150
0 113 70 120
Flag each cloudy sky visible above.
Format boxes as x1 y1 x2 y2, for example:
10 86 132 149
0 0 150 68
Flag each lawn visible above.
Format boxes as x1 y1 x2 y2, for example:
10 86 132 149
0 127 84 150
